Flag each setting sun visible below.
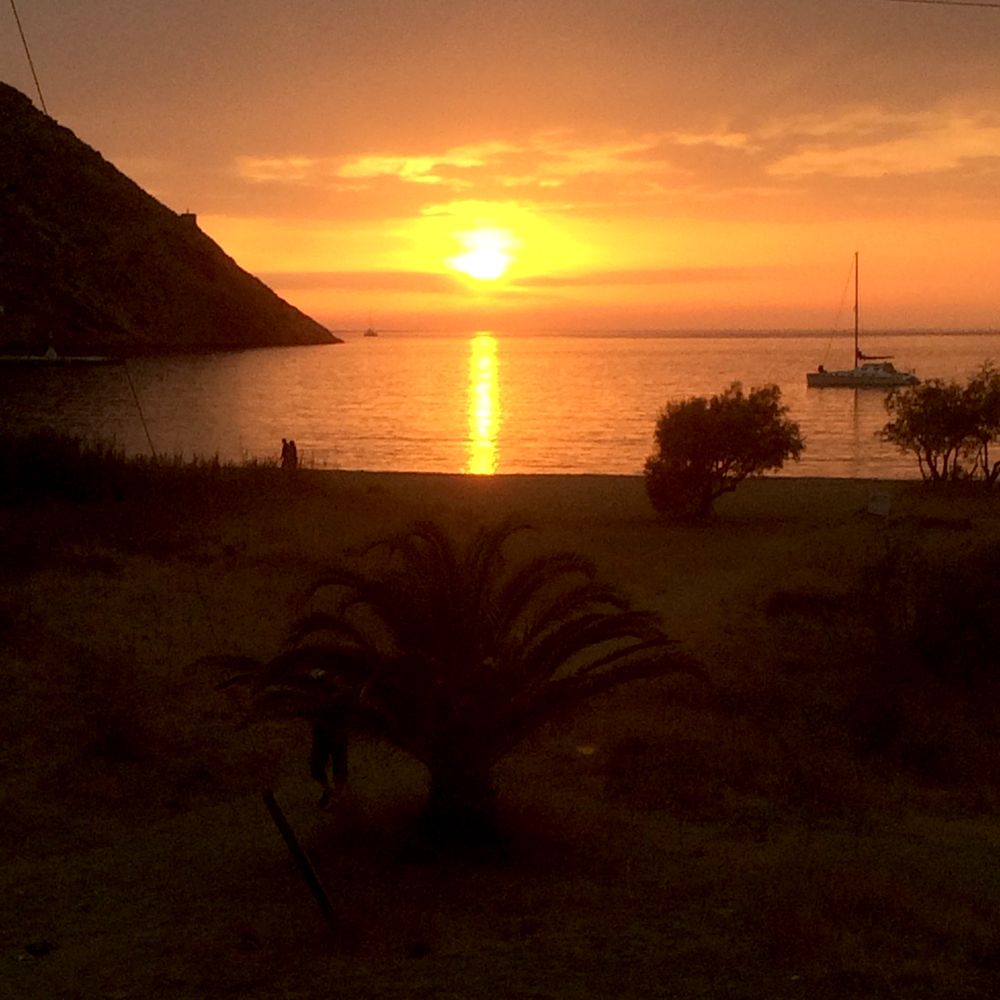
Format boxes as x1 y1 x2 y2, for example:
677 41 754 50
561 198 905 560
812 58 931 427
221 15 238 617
447 228 516 281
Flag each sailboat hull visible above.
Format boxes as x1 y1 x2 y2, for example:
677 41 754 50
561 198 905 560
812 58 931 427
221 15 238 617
807 362 919 388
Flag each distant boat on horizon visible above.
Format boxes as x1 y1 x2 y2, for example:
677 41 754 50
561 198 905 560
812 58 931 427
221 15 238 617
807 253 919 389
363 326 378 337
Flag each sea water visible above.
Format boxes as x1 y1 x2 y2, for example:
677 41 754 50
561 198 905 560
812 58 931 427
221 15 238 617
1 330 998 478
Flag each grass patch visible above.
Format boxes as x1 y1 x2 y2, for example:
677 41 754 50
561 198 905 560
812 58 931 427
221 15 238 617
0 428 282 507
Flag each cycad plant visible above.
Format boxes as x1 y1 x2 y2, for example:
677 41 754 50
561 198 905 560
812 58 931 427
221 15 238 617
236 520 702 845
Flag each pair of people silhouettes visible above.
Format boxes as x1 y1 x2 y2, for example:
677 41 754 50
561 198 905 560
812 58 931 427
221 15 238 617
280 438 298 471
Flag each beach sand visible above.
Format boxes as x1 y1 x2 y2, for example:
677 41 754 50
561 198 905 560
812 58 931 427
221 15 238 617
2 472 999 999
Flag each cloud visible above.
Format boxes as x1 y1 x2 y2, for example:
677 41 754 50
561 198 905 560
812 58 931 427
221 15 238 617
258 270 462 293
236 156 323 183
229 109 1000 229
338 154 479 186
513 266 768 289
225 128 769 230
667 129 755 151
237 133 683 195
332 135 664 192
766 109 1000 179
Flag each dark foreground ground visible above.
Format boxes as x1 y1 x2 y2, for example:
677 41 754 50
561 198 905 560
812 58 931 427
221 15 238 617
2 469 999 999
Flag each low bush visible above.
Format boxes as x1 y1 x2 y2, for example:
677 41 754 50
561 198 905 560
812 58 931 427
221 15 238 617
759 537 1000 795
882 361 1000 483
0 429 128 503
644 383 803 519
0 429 279 506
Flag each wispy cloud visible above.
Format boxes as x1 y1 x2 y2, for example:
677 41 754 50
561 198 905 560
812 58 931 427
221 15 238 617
258 270 462 293
332 134 675 192
230 109 1000 225
513 266 768 288
236 156 323 183
337 147 498 186
766 109 1000 179
235 133 680 193
668 129 755 151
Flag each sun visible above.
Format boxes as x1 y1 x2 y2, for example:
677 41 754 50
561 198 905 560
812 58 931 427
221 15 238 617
447 228 516 281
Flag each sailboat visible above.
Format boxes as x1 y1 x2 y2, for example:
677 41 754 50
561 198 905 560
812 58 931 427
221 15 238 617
0 326 122 366
806 253 918 388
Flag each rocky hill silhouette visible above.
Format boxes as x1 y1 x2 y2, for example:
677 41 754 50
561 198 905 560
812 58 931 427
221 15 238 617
0 83 339 355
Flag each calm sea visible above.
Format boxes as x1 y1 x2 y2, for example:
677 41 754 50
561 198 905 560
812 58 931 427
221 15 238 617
2 331 999 478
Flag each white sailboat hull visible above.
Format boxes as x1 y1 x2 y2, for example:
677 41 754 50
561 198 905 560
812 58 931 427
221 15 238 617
807 362 919 389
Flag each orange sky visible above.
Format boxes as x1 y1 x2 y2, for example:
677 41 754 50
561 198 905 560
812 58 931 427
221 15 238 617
4 1 1000 331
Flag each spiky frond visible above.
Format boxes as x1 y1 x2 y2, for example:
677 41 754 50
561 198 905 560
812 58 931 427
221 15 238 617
242 520 703 779
286 611 375 652
198 654 265 690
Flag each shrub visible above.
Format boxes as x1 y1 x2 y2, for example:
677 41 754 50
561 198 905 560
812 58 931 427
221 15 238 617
0 429 283 507
222 520 705 849
644 382 803 518
882 380 976 482
846 539 1000 786
0 430 128 503
882 362 1000 483
963 361 1000 483
861 539 1000 697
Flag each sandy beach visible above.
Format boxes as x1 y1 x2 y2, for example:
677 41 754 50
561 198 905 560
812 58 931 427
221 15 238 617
2 471 999 999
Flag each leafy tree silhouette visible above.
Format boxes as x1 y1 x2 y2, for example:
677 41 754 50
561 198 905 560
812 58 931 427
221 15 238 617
645 383 803 519
882 362 1000 483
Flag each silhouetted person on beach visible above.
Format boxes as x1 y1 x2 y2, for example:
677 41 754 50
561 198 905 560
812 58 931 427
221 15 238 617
309 716 348 809
280 438 298 472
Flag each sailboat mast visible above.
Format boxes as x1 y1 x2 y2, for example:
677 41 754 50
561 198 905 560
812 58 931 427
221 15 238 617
853 250 860 364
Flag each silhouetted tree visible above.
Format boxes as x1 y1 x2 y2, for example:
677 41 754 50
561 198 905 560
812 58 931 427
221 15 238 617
962 362 1000 484
881 364 1000 483
644 383 803 519
227 520 703 848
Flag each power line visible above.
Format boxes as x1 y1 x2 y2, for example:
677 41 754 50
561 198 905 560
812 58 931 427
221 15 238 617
8 1 47 113
886 1 1000 8
122 361 159 462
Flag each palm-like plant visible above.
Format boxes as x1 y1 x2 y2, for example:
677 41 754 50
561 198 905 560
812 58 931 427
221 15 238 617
239 520 703 843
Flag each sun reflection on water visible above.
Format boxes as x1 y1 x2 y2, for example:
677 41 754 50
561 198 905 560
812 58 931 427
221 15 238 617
465 333 500 475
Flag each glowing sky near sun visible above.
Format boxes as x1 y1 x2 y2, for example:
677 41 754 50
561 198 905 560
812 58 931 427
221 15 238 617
3 1 1000 330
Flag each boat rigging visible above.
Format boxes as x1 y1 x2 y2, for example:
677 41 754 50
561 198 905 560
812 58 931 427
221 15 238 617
806 253 920 389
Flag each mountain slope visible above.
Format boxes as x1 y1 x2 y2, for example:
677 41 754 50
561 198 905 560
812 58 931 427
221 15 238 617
0 83 339 354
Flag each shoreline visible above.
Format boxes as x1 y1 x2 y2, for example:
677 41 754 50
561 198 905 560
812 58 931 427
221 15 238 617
289 468 933 522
